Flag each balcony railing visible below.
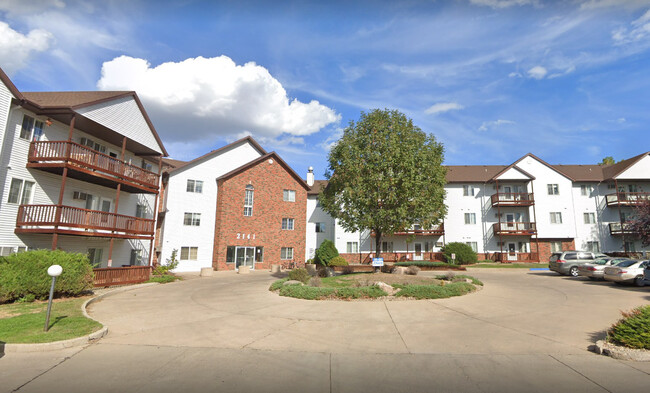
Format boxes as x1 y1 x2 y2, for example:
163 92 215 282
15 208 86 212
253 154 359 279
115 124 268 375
28 141 159 193
491 192 535 206
609 222 638 235
605 192 650 207
493 222 537 235
371 224 445 237
16 204 154 239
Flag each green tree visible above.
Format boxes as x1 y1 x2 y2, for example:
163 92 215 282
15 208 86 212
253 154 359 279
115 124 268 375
629 200 650 246
599 156 615 166
319 109 447 258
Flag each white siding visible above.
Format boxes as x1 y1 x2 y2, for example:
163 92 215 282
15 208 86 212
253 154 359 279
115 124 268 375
617 155 650 179
495 167 531 181
305 195 335 260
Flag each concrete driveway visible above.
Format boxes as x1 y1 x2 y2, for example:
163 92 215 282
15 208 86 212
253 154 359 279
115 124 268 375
2 269 649 392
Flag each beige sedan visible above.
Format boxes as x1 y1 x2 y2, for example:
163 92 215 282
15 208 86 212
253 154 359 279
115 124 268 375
603 259 649 286
577 258 628 280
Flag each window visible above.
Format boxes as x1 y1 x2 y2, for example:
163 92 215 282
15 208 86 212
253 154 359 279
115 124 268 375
87 248 103 268
186 179 203 193
463 185 474 197
550 212 562 224
607 183 616 189
130 250 142 266
255 247 264 262
281 247 294 260
624 241 636 253
346 242 359 253
7 178 35 204
547 184 559 195
19 115 44 141
183 212 201 226
315 222 326 233
382 241 393 253
283 189 296 202
586 241 600 252
282 218 294 230
226 246 236 263
79 137 107 153
135 204 147 219
550 241 562 253
244 185 254 216
180 247 198 260
583 212 595 224
465 242 478 253
141 159 153 172
464 213 476 224
580 185 593 196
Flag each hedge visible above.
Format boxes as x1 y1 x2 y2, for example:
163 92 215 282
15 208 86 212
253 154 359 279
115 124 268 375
441 242 478 265
0 250 94 303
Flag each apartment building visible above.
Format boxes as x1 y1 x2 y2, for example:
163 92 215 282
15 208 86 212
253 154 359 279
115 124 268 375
156 137 309 272
306 152 650 263
0 67 166 267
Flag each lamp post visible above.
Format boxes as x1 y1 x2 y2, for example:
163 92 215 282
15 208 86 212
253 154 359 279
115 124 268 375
44 264 62 332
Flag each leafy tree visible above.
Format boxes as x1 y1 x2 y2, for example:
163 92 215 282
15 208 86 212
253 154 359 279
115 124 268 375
629 200 650 246
319 109 447 258
599 156 616 166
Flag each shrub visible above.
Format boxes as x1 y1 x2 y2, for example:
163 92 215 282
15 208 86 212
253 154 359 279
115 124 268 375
336 286 387 299
608 305 650 350
153 249 179 276
269 278 289 291
147 275 180 284
314 239 339 266
406 265 420 275
0 250 93 303
288 267 311 284
441 242 477 265
436 272 456 281
308 276 322 287
380 265 395 273
318 266 335 277
328 256 349 267
341 266 355 275
394 261 454 268
306 258 314 264
396 282 475 299
278 285 336 300
452 274 483 286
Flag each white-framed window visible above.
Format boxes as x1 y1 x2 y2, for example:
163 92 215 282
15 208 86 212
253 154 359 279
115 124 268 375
550 212 563 224
282 218 295 230
464 213 476 224
465 242 478 253
186 179 203 193
7 178 35 204
87 248 103 267
550 241 562 253
586 241 600 252
20 115 44 141
381 241 393 253
180 247 198 260
135 204 147 219
183 212 201 226
580 185 593 196
346 242 359 253
315 222 326 233
283 189 296 202
79 137 107 153
463 185 474 197
583 212 595 224
281 247 294 260
624 241 636 253
547 184 559 195
244 185 254 216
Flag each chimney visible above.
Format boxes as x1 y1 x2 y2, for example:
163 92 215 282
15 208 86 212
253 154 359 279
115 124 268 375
307 166 314 187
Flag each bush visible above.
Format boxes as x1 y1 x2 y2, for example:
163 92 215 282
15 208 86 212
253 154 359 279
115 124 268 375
341 266 355 275
452 274 483 286
406 265 420 275
0 250 93 303
308 276 322 287
278 285 336 300
314 239 339 266
288 267 311 284
153 249 179 275
269 278 289 291
441 242 477 265
147 275 180 284
336 286 387 299
608 305 650 350
328 256 349 267
396 282 476 299
394 261 454 268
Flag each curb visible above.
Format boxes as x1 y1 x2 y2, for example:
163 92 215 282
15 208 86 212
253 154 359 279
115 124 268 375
591 340 650 361
2 282 159 353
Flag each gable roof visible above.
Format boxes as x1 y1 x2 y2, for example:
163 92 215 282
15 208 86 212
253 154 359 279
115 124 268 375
0 67 24 100
308 180 328 195
167 136 267 174
162 158 186 169
216 151 310 191
601 151 650 180
445 165 506 183
491 165 536 181
554 165 603 182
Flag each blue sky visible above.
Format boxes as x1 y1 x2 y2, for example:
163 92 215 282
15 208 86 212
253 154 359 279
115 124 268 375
1 0 649 179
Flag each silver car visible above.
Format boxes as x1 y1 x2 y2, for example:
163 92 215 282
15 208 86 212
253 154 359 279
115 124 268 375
549 251 610 277
577 257 628 280
603 260 650 286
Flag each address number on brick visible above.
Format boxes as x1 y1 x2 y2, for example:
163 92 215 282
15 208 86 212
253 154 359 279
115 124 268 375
236 233 256 240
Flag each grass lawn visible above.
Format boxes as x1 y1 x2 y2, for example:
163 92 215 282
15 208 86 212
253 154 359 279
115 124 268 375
467 263 548 269
0 297 102 344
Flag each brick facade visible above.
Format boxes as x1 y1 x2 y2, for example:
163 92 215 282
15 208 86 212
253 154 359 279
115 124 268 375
212 155 307 270
536 239 576 263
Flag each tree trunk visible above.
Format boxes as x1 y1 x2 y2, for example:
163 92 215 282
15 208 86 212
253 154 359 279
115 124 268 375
375 230 382 259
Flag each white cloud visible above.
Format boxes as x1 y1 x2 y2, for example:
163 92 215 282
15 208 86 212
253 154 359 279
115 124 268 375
478 119 515 131
508 72 523 78
579 0 650 11
527 65 548 79
424 102 464 115
612 8 650 44
0 0 65 15
548 65 576 78
469 0 538 9
97 55 340 145
0 22 53 75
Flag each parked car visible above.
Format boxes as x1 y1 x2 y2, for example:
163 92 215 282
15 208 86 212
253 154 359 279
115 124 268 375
549 251 610 277
645 264 650 283
603 260 650 286
577 257 628 280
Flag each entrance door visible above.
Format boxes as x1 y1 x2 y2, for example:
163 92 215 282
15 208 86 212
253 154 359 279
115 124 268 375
506 213 515 231
503 186 513 200
507 242 518 261
235 247 255 270
413 243 423 260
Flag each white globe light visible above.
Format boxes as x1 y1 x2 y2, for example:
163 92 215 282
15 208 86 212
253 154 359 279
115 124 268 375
47 265 63 277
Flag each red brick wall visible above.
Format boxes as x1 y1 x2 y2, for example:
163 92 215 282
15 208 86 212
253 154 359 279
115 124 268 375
536 239 575 263
212 158 307 270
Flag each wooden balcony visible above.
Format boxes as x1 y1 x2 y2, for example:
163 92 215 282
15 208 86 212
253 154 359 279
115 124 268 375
371 224 445 237
16 204 154 240
491 192 534 207
493 222 537 236
609 222 638 235
28 141 159 194
605 192 650 207
494 252 540 262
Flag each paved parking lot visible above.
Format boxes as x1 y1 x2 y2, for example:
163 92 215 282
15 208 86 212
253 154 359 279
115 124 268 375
2 269 649 392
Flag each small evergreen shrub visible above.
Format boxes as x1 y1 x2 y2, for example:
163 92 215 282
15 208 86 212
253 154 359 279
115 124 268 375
441 242 478 265
314 239 339 266
328 256 349 267
0 250 93 303
396 282 475 299
608 305 650 350
153 249 179 276
269 278 289 291
288 267 311 284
